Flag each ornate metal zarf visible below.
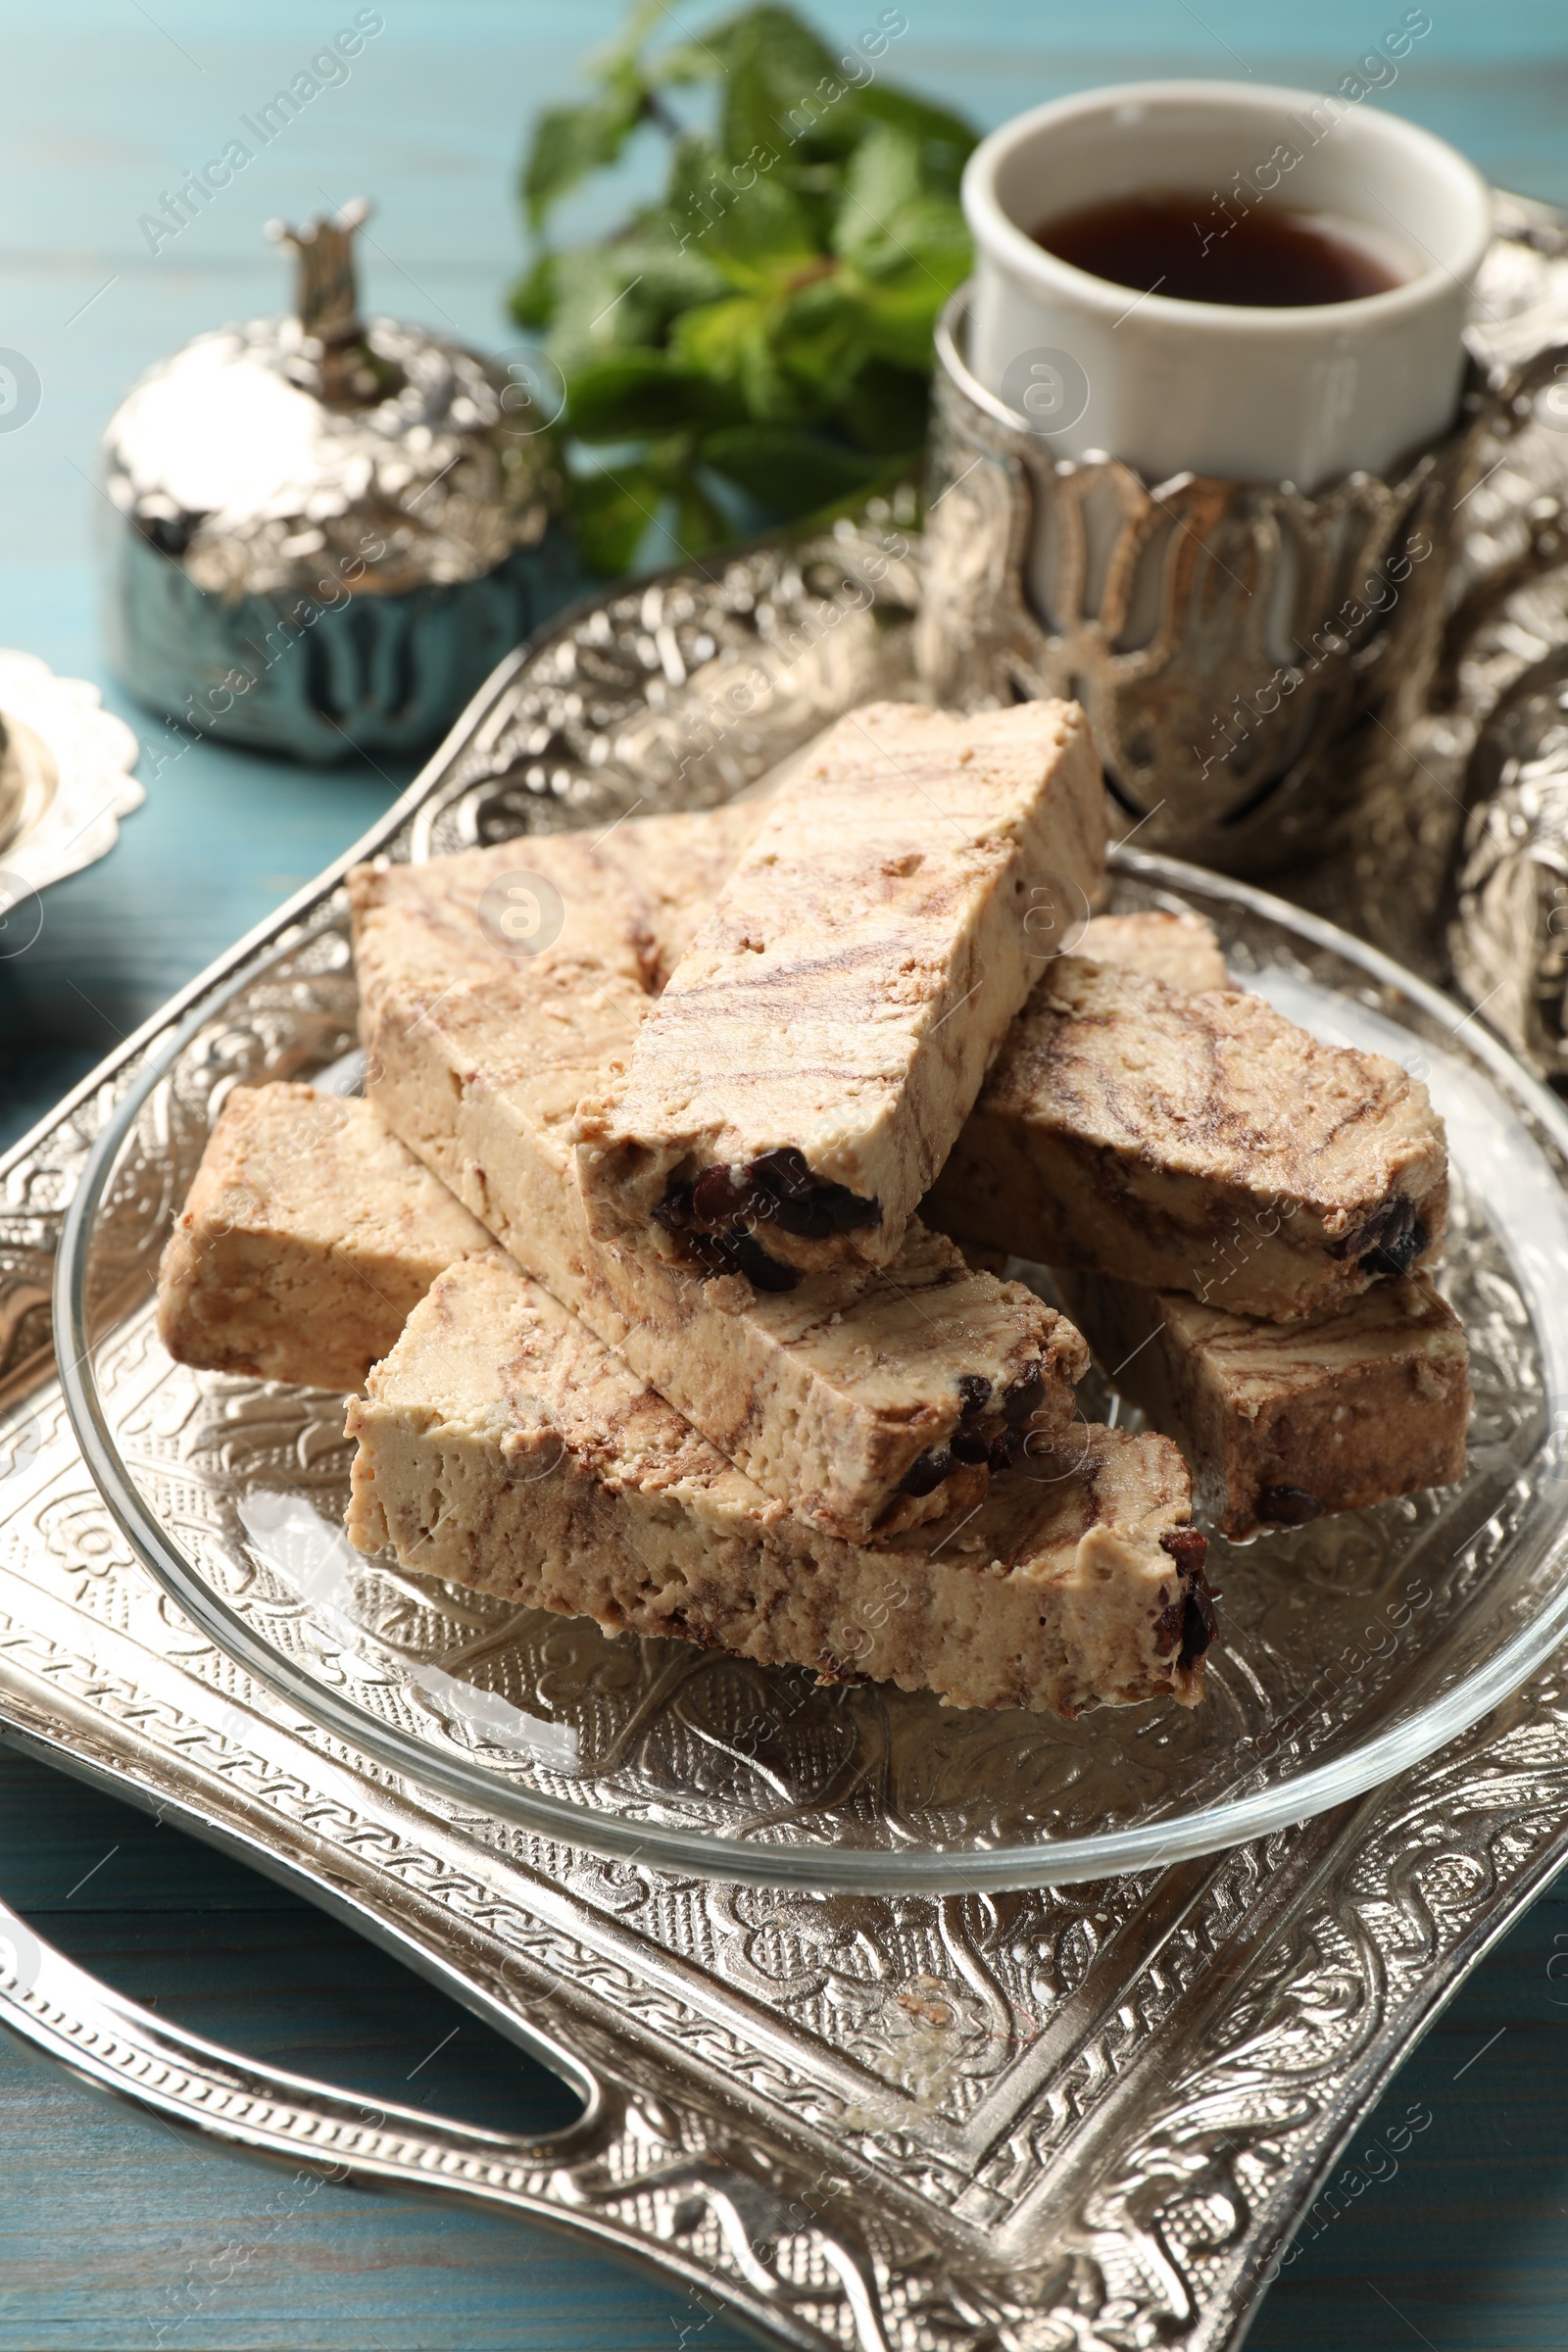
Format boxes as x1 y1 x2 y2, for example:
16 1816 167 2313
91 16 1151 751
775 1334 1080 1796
916 278 1568 881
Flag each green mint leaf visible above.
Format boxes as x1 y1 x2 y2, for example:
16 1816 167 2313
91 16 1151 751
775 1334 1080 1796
671 296 804 423
522 94 647 233
833 126 971 284
570 461 667 576
854 267 963 369
565 349 739 441
667 136 819 281
673 470 735 558
697 4 841 162
771 278 873 409
510 249 558 330
844 196 970 291
854 84 978 194
834 358 931 455
697 423 884 515
540 238 727 376
832 122 921 267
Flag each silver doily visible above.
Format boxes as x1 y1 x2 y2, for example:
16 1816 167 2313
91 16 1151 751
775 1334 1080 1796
0 650 141 907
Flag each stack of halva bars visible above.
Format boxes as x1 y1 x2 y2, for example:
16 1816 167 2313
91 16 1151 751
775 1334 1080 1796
158 700 1470 1720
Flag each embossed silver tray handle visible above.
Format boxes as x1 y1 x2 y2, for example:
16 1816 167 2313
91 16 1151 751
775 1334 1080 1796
0 1899 862 2350
0 1894 594 2191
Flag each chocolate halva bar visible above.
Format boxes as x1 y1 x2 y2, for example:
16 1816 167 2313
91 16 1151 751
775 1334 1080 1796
572 699 1105 1282
157 1081 489 1393
157 1089 1204 1713
346 1250 1214 1718
925 956 1449 1320
1076 908 1229 992
158 1084 1085 1557
1056 1266 1470 1539
350 834 1090 1544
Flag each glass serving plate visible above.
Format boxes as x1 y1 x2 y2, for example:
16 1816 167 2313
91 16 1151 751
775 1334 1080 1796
43 517 1568 1891
56 830 1568 1891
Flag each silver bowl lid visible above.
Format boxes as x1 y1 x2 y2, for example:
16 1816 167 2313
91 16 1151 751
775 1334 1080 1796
102 201 562 605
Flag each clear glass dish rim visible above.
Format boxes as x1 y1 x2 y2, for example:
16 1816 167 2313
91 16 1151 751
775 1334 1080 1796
55 844 1568 1893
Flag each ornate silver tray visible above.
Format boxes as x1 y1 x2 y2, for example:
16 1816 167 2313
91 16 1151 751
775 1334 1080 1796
5 526 1568 2346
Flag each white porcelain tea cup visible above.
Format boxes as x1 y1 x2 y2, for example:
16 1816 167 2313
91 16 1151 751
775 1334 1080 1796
961 78 1493 488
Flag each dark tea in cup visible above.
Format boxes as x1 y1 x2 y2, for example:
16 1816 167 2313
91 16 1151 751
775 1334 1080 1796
963 80 1490 484
1033 190 1406 308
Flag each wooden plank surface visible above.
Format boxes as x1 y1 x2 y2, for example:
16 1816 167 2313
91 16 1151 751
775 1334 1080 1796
1 3 1566 2343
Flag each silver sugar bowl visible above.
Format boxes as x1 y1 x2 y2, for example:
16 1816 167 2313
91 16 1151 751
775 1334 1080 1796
100 201 576 763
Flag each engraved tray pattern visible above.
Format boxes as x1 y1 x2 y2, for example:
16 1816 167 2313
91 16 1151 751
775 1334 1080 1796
0 521 1566 2345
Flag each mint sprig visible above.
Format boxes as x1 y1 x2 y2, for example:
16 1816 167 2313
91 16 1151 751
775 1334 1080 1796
514 2 977 573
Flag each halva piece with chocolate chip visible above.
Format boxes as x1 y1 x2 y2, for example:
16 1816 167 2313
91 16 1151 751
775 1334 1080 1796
1056 1267 1470 1539
1076 907 1229 992
925 957 1448 1320
350 831 1090 1545
346 1250 1214 1718
156 1081 490 1394
158 1086 1179 1714
572 699 1105 1283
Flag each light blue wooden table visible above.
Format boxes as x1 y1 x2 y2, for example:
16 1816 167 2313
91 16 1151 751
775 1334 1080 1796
2 5 1567 2344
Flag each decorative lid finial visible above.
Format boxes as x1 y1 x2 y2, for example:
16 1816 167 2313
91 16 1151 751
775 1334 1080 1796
266 199 371 397
267 197 369 340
